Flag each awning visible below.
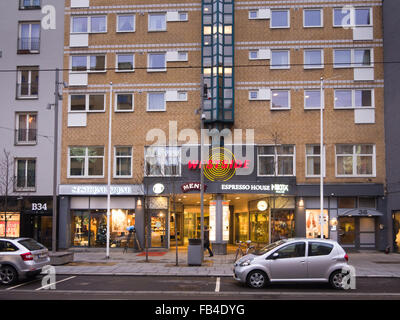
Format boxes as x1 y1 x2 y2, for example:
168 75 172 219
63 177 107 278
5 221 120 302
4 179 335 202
338 208 384 217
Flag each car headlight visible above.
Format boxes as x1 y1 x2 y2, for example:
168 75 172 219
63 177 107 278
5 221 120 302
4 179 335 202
239 259 253 267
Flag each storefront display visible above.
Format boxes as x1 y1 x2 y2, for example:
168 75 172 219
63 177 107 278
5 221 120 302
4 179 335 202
271 210 295 242
338 217 356 245
0 213 20 238
306 209 329 239
394 212 400 253
250 211 269 243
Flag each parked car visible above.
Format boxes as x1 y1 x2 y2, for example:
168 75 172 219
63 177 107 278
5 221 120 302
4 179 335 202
0 238 50 285
233 238 349 289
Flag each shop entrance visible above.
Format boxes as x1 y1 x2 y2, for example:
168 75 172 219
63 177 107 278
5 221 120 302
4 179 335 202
22 214 52 249
150 211 167 248
394 212 400 253
338 217 377 249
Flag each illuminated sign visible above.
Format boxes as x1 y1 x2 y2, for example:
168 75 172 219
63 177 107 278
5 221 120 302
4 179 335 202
181 182 207 193
257 200 268 211
153 183 165 195
220 183 290 194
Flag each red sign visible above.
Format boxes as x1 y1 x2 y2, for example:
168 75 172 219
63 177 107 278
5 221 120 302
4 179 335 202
188 160 250 170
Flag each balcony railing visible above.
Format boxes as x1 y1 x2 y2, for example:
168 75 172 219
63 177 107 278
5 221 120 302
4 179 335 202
14 175 36 192
16 83 39 98
17 37 40 53
15 129 37 145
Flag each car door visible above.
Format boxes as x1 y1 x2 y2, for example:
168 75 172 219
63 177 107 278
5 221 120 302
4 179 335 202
307 241 335 280
268 241 307 281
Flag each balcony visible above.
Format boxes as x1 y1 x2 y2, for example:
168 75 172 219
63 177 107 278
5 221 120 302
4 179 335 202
17 37 40 54
15 129 38 145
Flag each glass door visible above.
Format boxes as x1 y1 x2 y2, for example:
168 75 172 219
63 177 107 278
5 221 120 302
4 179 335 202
338 217 356 247
151 211 167 248
183 212 197 245
234 212 249 243
90 211 107 247
39 216 52 249
271 210 295 242
250 211 269 244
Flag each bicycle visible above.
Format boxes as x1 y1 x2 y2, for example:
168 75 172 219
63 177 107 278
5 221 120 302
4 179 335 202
233 240 256 262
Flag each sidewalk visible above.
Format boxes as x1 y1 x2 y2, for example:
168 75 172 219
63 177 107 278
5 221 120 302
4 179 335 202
53 248 400 278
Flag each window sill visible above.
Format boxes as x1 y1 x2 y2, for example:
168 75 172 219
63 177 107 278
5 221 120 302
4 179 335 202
15 188 36 192
115 109 134 113
115 70 135 73
16 96 39 100
116 30 136 33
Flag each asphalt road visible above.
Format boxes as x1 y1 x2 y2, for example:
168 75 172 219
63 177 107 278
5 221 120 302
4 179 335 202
1 275 400 301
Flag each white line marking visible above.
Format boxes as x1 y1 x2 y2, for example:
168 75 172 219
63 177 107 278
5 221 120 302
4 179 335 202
35 276 76 291
215 277 220 292
5 278 42 291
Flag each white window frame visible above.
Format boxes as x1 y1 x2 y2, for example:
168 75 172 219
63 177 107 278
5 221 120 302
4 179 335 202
147 92 166 112
144 146 182 177
115 93 134 112
68 146 105 178
148 13 167 32
333 48 373 68
304 49 324 69
114 146 133 178
116 14 135 33
69 94 105 113
17 67 39 98
270 9 290 29
178 12 188 21
71 15 107 34
15 112 37 145
270 50 290 69
271 90 291 110
18 22 41 52
333 7 373 27
334 89 374 109
116 53 135 72
15 158 36 191
249 90 259 100
147 52 167 72
303 8 323 28
70 55 106 73
335 144 376 177
257 145 296 177
249 10 259 19
249 50 259 60
304 89 324 110
305 144 326 178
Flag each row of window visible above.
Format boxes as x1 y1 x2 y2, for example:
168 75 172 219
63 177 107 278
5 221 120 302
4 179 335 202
251 48 373 69
65 144 376 179
71 12 188 34
249 7 373 28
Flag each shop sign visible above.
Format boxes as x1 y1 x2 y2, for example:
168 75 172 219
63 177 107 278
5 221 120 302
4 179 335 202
153 183 165 195
220 183 290 194
31 203 48 211
181 182 207 193
59 184 140 196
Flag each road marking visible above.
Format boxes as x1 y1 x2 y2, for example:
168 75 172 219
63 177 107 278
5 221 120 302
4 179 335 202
5 278 42 291
35 276 76 291
215 277 220 292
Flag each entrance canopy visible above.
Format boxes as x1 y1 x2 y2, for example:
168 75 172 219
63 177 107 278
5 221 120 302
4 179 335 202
338 208 383 217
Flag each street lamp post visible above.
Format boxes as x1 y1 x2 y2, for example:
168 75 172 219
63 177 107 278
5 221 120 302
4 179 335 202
200 75 206 262
320 77 324 239
106 82 113 259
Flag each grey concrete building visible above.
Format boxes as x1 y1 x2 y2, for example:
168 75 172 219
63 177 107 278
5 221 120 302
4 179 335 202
383 0 400 253
0 0 64 249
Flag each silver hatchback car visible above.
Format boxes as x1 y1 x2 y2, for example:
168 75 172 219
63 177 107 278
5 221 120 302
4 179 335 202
0 238 50 285
233 238 349 290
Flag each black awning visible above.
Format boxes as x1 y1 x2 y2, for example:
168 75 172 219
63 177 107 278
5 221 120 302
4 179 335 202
338 208 384 217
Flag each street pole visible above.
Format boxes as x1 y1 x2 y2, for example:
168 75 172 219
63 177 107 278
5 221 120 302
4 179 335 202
52 68 59 253
320 77 324 239
106 82 113 259
200 74 205 262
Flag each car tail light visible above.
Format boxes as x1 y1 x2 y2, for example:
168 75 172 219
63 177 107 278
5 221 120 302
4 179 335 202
344 254 349 262
21 252 34 261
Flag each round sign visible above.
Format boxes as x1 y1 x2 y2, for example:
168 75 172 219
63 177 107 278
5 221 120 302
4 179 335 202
153 183 165 194
257 200 268 211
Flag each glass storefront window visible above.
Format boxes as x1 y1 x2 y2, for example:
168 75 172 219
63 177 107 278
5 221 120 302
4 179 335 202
250 211 269 244
271 210 295 242
306 210 329 239
71 209 135 247
0 213 20 237
234 212 249 243
339 217 356 245
393 212 400 253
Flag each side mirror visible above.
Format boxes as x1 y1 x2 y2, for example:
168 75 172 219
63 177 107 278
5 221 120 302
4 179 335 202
267 252 279 260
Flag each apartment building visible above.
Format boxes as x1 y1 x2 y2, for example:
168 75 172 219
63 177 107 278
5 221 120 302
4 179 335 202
0 0 64 249
58 0 387 252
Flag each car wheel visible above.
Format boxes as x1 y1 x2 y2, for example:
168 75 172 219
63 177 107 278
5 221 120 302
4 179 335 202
246 270 268 289
329 270 346 290
0 265 18 286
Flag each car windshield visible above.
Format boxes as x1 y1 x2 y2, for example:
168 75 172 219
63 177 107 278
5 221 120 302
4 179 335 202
18 239 45 251
253 240 287 255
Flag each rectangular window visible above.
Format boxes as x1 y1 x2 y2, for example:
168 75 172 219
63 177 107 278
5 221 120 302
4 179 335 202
71 55 106 72
69 147 104 178
114 147 132 178
117 15 135 32
69 94 105 112
145 146 181 176
334 89 374 109
334 49 351 68
304 9 323 27
72 16 88 33
249 10 258 19
147 92 166 111
15 159 36 191
249 51 259 60
90 16 107 33
17 67 39 98
334 7 372 27
18 22 40 53
334 48 373 68
19 0 41 9
336 144 375 177
258 145 295 176
90 55 106 72
148 13 166 31
270 9 289 28
249 90 258 100
71 16 107 33
304 90 322 109
306 145 325 177
304 49 323 69
179 12 188 21
15 113 37 145
117 54 134 71
148 53 166 71
271 50 289 69
116 93 134 112
271 90 290 110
